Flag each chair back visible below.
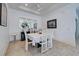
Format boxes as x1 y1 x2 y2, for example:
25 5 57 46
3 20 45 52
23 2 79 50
24 30 28 41
42 29 53 48
40 35 47 43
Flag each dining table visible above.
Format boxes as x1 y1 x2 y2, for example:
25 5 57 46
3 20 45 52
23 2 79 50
27 33 44 46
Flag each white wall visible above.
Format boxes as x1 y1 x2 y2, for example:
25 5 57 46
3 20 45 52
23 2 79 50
0 5 9 55
0 26 9 55
8 8 42 41
42 4 79 46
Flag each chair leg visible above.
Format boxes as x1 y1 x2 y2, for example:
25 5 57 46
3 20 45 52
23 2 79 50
41 43 48 53
25 41 28 51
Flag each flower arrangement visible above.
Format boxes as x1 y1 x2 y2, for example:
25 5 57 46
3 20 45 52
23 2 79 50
21 22 29 32
21 22 29 29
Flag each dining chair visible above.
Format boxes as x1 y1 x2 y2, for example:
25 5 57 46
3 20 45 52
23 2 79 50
39 35 48 53
30 28 34 33
42 29 53 49
24 30 32 51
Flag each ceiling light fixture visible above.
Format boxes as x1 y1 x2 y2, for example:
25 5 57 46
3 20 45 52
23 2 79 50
25 4 28 6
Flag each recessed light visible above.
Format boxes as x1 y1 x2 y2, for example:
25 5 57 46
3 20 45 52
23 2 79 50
25 4 28 6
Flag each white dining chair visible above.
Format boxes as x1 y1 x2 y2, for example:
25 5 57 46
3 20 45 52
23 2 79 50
39 35 48 53
42 29 53 49
24 30 32 51
30 28 34 33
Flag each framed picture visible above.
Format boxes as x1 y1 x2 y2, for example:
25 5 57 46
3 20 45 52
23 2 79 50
0 3 7 27
47 19 57 28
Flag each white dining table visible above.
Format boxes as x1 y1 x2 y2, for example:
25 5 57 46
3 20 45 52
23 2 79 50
27 33 44 46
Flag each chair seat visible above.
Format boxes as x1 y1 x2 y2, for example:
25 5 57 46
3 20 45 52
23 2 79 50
28 42 32 44
28 38 32 42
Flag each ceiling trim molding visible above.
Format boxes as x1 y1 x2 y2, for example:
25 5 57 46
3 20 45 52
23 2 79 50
19 6 40 14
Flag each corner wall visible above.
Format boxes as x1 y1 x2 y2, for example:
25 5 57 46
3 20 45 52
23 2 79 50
42 4 79 46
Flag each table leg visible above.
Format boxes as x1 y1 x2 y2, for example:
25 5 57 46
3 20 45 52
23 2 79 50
25 40 28 51
14 35 16 44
